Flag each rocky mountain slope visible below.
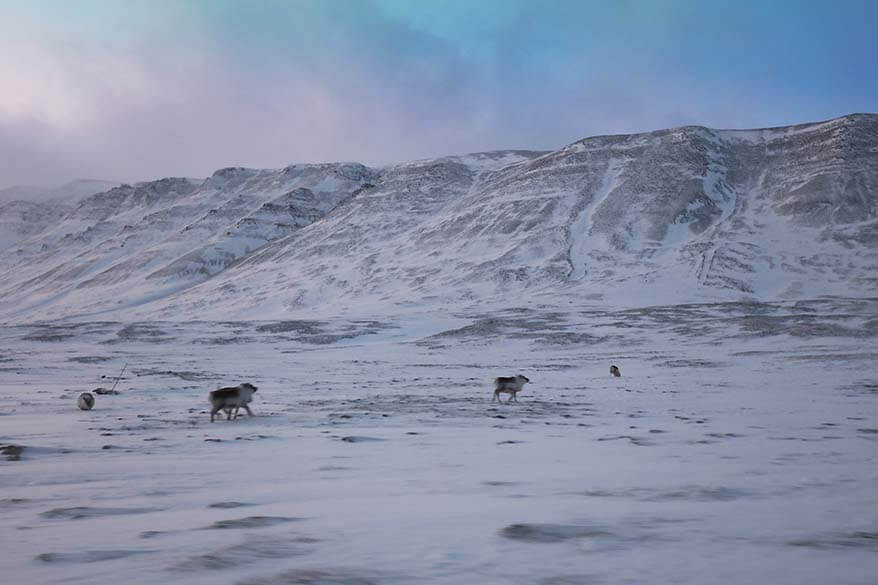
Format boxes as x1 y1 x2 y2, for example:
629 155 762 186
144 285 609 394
0 200 71 252
1 115 875 322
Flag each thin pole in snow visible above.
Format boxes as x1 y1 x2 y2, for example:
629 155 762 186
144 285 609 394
110 362 128 393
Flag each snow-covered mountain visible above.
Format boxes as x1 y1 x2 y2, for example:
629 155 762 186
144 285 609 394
0 179 120 252
0 200 70 252
1 115 876 323
0 179 120 205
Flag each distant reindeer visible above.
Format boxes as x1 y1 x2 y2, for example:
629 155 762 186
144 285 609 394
77 392 95 410
492 375 530 402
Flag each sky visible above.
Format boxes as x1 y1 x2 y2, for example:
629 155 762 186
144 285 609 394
1 0 876 189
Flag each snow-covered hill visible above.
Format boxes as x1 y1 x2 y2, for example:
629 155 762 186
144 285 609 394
0 179 120 205
0 179 120 252
0 200 71 252
1 115 876 323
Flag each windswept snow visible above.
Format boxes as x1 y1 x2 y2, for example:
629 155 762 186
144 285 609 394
567 158 622 280
1 300 877 584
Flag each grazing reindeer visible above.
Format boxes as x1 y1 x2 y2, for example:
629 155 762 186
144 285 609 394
77 392 95 410
492 375 530 402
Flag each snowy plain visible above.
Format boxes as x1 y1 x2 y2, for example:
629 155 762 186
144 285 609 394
2 299 877 585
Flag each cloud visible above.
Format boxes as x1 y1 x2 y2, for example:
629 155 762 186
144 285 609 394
1 0 874 190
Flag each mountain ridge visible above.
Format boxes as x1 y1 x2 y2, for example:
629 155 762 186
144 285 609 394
1 114 876 323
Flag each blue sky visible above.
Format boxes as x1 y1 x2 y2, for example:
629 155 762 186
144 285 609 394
1 0 875 187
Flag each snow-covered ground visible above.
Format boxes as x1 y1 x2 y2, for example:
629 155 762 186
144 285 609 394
2 299 877 584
